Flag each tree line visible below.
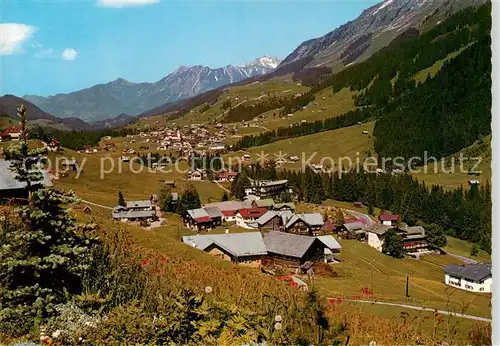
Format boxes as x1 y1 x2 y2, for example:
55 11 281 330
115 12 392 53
29 126 139 151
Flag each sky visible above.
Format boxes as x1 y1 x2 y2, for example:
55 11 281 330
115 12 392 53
1 0 380 97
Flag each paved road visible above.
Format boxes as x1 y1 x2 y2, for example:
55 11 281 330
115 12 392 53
333 299 491 322
348 209 374 227
80 199 113 210
448 253 478 264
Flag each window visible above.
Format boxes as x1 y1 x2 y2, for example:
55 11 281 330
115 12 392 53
480 287 484 292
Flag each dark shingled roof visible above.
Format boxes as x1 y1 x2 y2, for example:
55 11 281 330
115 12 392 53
263 231 318 259
444 264 491 282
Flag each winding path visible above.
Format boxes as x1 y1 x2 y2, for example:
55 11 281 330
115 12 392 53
332 298 491 322
80 199 113 210
214 180 231 194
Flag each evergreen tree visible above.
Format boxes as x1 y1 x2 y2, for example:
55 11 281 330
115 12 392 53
471 243 479 257
278 190 293 203
176 185 201 215
367 203 375 216
0 104 98 334
421 222 447 248
158 186 174 213
231 172 250 200
221 192 229 201
117 190 126 207
382 229 405 258
333 209 344 226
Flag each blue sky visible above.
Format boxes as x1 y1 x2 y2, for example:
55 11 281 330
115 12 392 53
1 0 379 97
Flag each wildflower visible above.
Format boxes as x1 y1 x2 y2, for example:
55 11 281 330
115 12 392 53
289 281 298 287
52 330 62 339
328 298 336 304
337 298 343 303
274 322 282 330
205 286 213 293
274 315 282 322
161 256 167 263
141 259 149 265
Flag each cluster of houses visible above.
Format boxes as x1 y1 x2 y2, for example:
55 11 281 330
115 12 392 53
183 198 332 236
339 213 432 256
182 231 342 268
123 125 231 156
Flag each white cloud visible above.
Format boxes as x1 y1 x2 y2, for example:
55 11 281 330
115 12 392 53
97 0 160 8
0 23 37 55
62 48 78 61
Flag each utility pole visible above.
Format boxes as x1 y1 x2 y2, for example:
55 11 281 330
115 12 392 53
406 273 410 298
371 264 374 290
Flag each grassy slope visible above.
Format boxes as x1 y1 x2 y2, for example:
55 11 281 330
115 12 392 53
53 148 224 207
226 122 375 170
313 239 491 318
74 210 489 344
412 136 491 190
444 236 491 263
414 44 475 83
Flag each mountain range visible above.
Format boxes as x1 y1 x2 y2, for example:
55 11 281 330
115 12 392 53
278 0 485 71
10 0 486 129
23 56 281 123
0 94 93 131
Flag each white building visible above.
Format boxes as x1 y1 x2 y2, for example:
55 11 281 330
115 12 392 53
444 264 492 293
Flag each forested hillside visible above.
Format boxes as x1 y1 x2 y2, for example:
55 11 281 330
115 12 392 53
233 3 491 163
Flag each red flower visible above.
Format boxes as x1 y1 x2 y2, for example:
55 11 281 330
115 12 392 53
289 281 298 287
141 259 149 265
328 298 336 304
161 256 167 263
337 298 343 303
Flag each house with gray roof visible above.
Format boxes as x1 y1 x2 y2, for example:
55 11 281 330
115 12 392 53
284 213 325 236
317 235 342 262
444 263 492 293
273 202 296 211
182 232 267 267
365 224 431 255
184 208 214 230
245 179 291 198
112 210 156 223
204 206 223 227
262 231 328 267
253 198 275 208
112 198 156 223
0 159 53 200
126 199 153 211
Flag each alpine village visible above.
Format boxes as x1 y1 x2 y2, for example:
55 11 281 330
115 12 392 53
0 0 494 345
